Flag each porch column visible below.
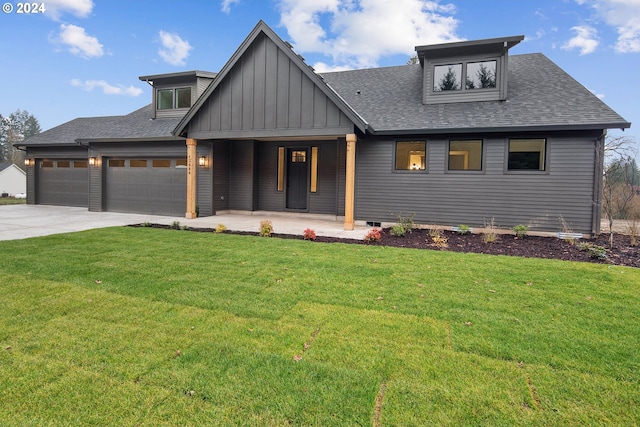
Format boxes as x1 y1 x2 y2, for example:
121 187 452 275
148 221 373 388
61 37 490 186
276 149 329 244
344 133 356 230
186 138 197 219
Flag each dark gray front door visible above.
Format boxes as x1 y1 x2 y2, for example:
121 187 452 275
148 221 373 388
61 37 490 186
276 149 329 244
286 149 308 210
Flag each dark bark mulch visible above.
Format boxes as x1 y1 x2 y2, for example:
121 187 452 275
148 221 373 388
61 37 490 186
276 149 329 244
131 224 639 268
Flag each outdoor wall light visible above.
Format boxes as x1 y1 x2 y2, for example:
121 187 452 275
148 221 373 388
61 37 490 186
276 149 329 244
89 157 96 166
24 158 33 167
198 156 207 167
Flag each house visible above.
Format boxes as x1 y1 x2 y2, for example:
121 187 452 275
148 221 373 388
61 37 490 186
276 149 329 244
0 162 26 197
19 21 630 235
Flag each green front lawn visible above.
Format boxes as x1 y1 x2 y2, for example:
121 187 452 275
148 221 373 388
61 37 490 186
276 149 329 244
1 227 638 425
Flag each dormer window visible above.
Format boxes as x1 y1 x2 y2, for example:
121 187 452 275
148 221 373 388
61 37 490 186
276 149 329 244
157 87 192 110
465 61 496 89
417 35 523 104
433 60 497 93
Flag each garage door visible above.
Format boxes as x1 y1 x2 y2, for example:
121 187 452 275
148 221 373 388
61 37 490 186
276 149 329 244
104 158 187 216
37 159 88 207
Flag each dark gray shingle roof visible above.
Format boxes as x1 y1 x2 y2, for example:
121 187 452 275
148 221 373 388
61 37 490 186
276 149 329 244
20 104 183 146
21 52 630 147
321 53 630 134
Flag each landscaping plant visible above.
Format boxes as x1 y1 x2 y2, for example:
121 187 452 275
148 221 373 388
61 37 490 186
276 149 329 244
259 220 273 237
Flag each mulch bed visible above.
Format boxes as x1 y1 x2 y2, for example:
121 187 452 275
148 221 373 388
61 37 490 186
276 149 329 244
131 224 639 268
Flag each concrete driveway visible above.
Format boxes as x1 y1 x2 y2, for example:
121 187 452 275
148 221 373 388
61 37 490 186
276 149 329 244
0 205 367 241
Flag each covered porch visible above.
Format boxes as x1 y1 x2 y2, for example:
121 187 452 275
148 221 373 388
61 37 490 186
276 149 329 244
184 134 358 230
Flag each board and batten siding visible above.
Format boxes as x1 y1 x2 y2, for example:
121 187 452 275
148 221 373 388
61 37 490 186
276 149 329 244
187 32 354 140
355 132 600 234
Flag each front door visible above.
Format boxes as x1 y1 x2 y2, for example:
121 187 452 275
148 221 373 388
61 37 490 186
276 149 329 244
286 148 308 210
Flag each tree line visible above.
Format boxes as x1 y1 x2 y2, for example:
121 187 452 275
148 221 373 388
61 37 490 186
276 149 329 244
0 110 41 168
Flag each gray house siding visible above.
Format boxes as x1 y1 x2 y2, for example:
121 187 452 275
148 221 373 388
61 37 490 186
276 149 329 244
257 142 283 212
308 140 339 215
185 32 354 140
211 141 230 212
196 141 214 217
354 131 601 234
229 141 256 211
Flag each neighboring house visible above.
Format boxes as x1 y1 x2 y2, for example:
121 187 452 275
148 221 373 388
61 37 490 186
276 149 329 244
0 162 26 197
19 21 630 235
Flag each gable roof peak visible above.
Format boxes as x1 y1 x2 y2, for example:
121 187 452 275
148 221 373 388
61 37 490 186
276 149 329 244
173 20 367 137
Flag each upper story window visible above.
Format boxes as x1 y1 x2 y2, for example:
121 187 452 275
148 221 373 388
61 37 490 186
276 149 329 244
417 35 524 104
466 61 496 90
157 87 192 110
434 64 462 91
434 60 497 93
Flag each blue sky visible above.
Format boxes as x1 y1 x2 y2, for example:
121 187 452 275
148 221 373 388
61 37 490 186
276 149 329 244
0 0 638 145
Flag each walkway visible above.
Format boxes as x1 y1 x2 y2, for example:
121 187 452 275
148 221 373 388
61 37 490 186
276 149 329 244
0 205 369 241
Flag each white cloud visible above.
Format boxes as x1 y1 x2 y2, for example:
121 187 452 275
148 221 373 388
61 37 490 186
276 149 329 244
70 79 143 96
221 0 241 13
45 0 94 20
562 25 599 55
579 0 640 53
56 24 104 58
277 0 460 69
158 31 192 66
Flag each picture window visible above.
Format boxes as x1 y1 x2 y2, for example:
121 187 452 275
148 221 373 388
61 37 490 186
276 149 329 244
449 140 482 171
396 141 426 170
508 139 546 171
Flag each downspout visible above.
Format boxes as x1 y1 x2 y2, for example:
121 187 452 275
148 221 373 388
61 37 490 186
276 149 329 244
591 131 606 237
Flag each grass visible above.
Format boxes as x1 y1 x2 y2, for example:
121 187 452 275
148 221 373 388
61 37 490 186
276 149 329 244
0 197 26 205
0 227 639 425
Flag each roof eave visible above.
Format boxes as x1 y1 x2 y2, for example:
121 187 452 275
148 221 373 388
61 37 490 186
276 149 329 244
75 136 184 144
368 122 632 136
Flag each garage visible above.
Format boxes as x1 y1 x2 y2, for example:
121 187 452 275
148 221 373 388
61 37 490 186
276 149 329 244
37 159 89 207
104 158 187 216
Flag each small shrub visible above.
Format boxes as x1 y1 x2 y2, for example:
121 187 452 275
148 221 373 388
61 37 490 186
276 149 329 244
588 245 608 260
577 242 592 252
577 242 608 260
215 224 227 233
431 233 448 248
364 228 382 243
428 226 441 238
171 221 181 230
259 220 273 237
390 224 407 237
457 224 471 235
482 217 498 244
397 213 415 234
303 228 317 241
181 225 189 231
142 221 152 228
513 224 528 239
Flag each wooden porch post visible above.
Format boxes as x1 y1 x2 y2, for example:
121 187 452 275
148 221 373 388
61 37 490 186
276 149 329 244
186 138 197 219
344 133 356 230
